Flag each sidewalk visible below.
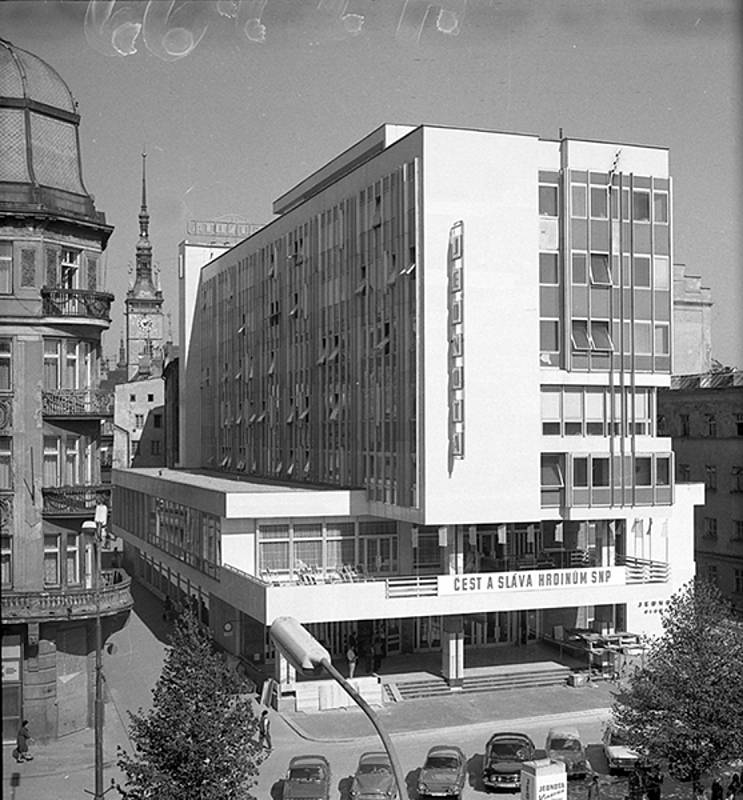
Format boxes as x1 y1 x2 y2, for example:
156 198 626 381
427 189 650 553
281 679 618 742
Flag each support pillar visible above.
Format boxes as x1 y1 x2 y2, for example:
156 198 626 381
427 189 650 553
441 617 464 689
275 651 296 692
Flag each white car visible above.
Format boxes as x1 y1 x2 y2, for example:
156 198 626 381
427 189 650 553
602 724 639 774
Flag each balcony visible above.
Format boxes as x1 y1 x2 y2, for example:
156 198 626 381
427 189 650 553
41 484 111 517
222 551 671 625
41 287 114 323
42 389 114 418
1 569 133 624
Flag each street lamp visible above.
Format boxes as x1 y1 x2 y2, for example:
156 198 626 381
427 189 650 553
270 617 406 800
82 503 109 800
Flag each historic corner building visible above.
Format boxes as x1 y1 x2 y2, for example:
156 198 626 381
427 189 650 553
0 39 132 741
112 124 704 705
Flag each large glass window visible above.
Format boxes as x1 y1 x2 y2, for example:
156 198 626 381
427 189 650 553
43 436 60 486
633 257 651 288
571 320 590 350
635 457 652 486
0 241 11 294
653 256 670 290
592 457 610 487
590 187 608 219
633 191 650 221
66 533 80 584
539 253 559 284
43 534 61 586
564 389 583 435
573 457 588 487
540 320 559 354
571 185 587 217
44 340 60 390
539 185 558 216
60 248 80 289
590 253 611 285
653 192 668 223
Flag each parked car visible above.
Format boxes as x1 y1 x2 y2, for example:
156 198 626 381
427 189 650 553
417 745 467 799
351 751 398 800
602 723 640 774
283 755 331 800
482 732 536 791
545 727 590 779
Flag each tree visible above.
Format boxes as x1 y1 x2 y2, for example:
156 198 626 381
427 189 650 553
612 578 743 789
117 609 265 799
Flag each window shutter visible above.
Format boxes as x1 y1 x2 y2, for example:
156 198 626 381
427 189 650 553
21 248 36 287
45 247 59 287
87 256 98 290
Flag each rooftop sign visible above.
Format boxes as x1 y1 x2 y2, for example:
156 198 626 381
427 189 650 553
186 219 262 241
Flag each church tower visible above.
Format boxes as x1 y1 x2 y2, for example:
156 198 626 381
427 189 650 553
125 152 164 378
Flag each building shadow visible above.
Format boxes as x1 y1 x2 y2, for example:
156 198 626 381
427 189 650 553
127 578 173 646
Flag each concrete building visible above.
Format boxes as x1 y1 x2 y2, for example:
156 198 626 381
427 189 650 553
113 377 165 469
658 371 743 615
0 39 132 741
113 124 703 707
672 262 713 376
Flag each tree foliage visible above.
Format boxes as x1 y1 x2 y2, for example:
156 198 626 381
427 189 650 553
612 578 743 784
117 609 264 799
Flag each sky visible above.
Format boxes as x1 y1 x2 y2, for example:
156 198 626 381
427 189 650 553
2 0 741 368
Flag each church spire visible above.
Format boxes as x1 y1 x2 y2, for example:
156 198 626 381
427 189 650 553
131 150 157 296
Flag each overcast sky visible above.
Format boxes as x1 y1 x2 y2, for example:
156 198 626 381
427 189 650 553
2 0 740 367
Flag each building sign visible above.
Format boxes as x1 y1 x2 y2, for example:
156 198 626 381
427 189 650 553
186 219 262 241
438 566 625 595
521 759 567 800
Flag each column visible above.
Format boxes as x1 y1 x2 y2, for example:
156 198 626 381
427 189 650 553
275 651 296 692
441 615 464 688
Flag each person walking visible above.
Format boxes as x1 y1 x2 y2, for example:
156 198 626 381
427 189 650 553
712 779 724 800
726 775 740 800
13 720 33 762
373 634 384 672
258 709 272 751
346 641 358 679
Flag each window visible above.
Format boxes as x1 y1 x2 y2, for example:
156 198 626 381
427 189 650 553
539 185 558 216
0 437 11 489
654 256 670 290
571 185 587 217
0 534 11 587
540 321 560 354
654 324 670 356
706 564 718 585
706 414 717 437
737 414 743 436
680 414 690 437
633 190 650 221
653 192 668 223
0 338 10 390
591 321 613 351
731 466 743 492
135 414 144 428
590 187 608 219
44 534 61 586
571 320 590 350
656 457 670 486
635 457 652 486
154 413 162 429
147 393 154 402
633 257 651 288
732 521 743 542
129 394 136 402
573 457 588 488
43 339 61 390
43 436 60 486
151 440 161 455
541 454 564 506
703 518 718 539
541 388 561 435
585 389 604 435
590 253 611 285
0 241 11 294
592 457 610 487
634 322 652 355
66 533 80 585
60 248 80 289
451 366 463 390
735 570 743 595
64 436 80 484
539 253 559 284
572 253 587 284
564 389 583 435
705 465 717 490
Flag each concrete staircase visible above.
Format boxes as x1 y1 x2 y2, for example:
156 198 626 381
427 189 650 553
387 663 572 701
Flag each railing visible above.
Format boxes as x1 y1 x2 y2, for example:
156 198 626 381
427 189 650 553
41 287 114 322
42 388 114 417
41 484 111 516
1 570 133 623
386 575 438 598
0 493 12 533
616 554 670 583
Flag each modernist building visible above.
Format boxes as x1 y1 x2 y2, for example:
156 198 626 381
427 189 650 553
658 371 743 615
0 39 132 740
113 124 703 705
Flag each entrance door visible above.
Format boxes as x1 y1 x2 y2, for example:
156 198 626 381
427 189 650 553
464 614 488 646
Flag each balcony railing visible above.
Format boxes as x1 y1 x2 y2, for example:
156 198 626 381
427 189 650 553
42 389 114 418
1 569 133 624
41 287 114 322
0 494 12 533
41 484 111 517
616 554 670 583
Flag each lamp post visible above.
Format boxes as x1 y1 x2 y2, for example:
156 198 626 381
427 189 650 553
82 502 108 800
270 616 406 800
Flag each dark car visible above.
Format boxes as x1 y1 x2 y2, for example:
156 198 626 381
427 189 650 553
545 727 590 779
417 745 467 799
351 751 398 800
482 732 536 792
283 755 331 800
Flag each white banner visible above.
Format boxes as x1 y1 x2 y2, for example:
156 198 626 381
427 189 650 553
439 566 625 595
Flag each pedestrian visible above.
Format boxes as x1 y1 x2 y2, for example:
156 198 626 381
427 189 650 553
13 720 33 762
163 595 173 622
587 773 601 800
346 641 358 679
712 779 724 800
258 709 272 751
727 775 740 799
373 634 384 671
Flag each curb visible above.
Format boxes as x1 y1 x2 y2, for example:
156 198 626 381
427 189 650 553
280 706 613 744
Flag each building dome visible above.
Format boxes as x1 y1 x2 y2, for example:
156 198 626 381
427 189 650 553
0 38 102 222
